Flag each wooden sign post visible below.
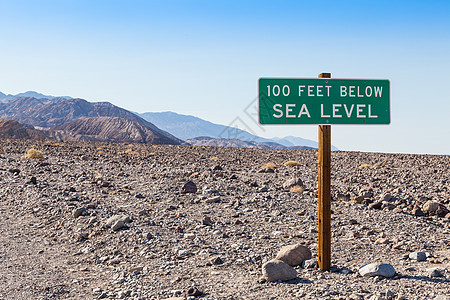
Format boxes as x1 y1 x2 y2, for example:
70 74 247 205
258 73 390 272
317 72 332 271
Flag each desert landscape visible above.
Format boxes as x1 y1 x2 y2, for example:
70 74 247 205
0 139 448 299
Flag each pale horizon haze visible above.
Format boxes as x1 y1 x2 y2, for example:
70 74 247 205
0 0 449 155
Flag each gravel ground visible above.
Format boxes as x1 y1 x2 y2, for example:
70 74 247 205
0 139 448 300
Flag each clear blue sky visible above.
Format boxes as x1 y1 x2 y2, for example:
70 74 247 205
0 0 449 154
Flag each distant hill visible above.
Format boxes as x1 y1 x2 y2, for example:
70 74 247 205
0 91 72 102
185 136 315 150
272 136 339 151
50 117 180 144
0 118 48 140
0 96 181 145
138 111 272 142
139 111 338 150
185 136 285 149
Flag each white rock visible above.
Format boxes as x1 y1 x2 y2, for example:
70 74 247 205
262 259 297 282
276 243 312 267
422 200 439 214
409 251 427 262
106 215 130 227
111 220 125 231
359 263 396 278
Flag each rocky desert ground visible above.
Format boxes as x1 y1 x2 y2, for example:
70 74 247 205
0 139 448 300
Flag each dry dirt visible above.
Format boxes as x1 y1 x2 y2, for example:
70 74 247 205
0 139 448 299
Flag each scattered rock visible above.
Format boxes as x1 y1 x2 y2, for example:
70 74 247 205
422 200 439 214
411 208 425 217
283 178 303 190
185 287 203 297
409 251 427 262
275 243 312 266
368 201 382 210
301 259 318 269
202 216 213 226
105 215 131 227
182 181 197 194
205 196 221 203
427 268 445 278
359 263 396 278
72 207 85 218
261 259 297 282
111 220 126 231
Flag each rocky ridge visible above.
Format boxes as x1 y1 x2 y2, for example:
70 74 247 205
49 117 181 145
0 118 48 140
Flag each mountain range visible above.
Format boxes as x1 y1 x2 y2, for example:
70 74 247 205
0 91 72 102
0 91 337 150
139 111 338 150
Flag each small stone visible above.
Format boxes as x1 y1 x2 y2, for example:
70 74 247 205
258 186 268 192
369 201 382 210
184 233 195 240
202 186 219 195
106 215 130 227
412 208 424 216
205 196 221 203
182 180 197 194
202 216 213 226
72 207 85 218
213 165 223 171
82 247 95 254
212 230 222 236
128 266 144 273
348 294 364 300
359 263 396 278
262 259 297 282
283 177 304 190
375 238 390 244
409 251 427 262
276 243 312 267
349 219 358 225
392 241 405 249
8 168 20 175
143 232 153 239
185 287 203 297
422 200 440 214
177 249 189 257
301 259 318 269
427 267 445 278
30 176 37 184
111 220 125 231
352 195 365 204
210 256 224 265
381 193 392 202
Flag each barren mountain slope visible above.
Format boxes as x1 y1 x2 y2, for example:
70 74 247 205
50 117 181 145
0 118 48 140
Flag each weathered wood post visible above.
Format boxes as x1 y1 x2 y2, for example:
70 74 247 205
318 72 331 271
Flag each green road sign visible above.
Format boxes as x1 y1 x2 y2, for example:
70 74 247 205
259 78 390 124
